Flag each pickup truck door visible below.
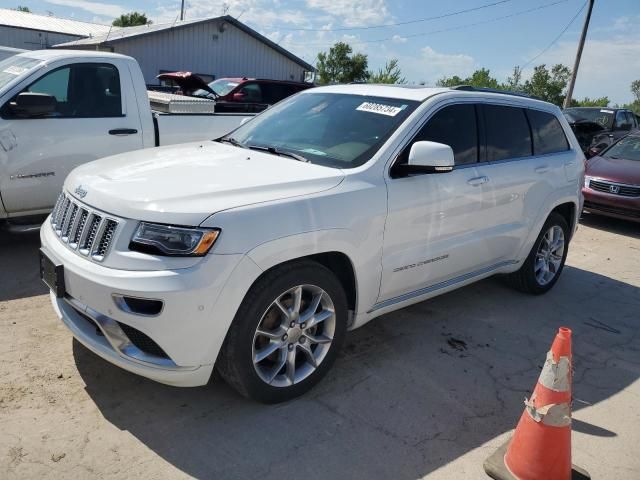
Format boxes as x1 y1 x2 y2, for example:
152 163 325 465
0 58 144 215
379 102 498 304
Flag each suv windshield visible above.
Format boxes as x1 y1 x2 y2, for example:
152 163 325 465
603 135 640 161
194 79 240 98
0 56 42 91
564 108 614 129
225 92 418 168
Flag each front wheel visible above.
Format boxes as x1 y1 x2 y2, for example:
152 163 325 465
216 260 348 403
507 212 570 294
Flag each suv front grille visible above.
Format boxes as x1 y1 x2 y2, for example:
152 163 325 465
50 192 119 262
589 179 640 197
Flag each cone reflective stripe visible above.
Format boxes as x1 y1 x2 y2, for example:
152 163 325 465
504 327 573 480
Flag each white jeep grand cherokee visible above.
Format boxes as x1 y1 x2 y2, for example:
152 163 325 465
40 84 584 403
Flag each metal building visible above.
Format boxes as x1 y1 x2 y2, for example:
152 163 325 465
0 8 111 50
54 16 314 84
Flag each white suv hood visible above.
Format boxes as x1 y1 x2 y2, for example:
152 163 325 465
64 141 345 225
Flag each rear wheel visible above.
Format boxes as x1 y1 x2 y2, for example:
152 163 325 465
507 212 569 294
216 260 347 403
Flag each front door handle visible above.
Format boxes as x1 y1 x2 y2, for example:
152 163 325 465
467 176 489 186
109 128 138 136
535 165 550 174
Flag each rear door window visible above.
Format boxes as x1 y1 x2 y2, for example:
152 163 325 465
484 104 532 161
526 109 569 155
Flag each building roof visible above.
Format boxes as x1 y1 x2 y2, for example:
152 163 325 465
0 8 112 37
54 15 314 71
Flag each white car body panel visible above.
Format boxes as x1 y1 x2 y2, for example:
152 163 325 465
40 85 584 386
0 50 251 219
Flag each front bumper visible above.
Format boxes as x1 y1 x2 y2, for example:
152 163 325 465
41 221 260 387
582 187 640 222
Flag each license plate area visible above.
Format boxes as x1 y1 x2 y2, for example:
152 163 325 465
40 249 65 298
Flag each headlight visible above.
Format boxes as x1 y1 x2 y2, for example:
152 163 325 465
584 175 594 189
129 222 220 256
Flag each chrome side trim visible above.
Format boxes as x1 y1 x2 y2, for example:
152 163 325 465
369 260 518 313
64 296 181 370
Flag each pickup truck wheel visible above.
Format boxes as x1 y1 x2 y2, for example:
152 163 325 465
216 260 347 403
507 212 569 295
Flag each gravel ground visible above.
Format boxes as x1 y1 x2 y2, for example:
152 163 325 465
1 212 639 480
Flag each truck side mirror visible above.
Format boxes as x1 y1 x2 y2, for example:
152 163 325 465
10 92 57 118
232 92 246 102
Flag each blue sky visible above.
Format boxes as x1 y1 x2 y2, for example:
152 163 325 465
2 0 639 103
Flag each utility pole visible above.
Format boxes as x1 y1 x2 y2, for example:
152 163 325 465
563 0 595 108
180 0 185 20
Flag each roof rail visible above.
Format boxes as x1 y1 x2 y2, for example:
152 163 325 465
451 85 541 100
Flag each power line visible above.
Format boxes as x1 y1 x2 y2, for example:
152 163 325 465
520 0 588 70
286 0 569 47
273 0 516 32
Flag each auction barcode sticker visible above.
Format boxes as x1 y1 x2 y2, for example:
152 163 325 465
356 102 406 116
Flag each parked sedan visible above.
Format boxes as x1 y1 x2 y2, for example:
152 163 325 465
583 134 640 222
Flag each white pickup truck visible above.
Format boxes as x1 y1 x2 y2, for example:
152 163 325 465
0 50 252 228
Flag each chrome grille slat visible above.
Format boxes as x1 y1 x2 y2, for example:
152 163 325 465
69 209 89 248
590 179 640 197
52 192 119 262
61 204 79 241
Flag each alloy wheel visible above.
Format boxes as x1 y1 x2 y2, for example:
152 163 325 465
252 284 336 388
534 225 565 286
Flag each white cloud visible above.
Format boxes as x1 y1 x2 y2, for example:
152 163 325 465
391 34 406 43
411 46 476 84
305 0 390 27
529 35 640 104
44 0 125 18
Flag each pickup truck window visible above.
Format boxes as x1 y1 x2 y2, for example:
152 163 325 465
14 63 122 118
229 92 418 168
0 56 42 90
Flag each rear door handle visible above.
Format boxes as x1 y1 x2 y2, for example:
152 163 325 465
109 128 138 136
535 165 550 174
467 176 489 186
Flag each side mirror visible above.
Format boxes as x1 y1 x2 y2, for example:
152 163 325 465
406 141 455 173
10 92 57 118
587 142 607 158
232 92 246 102
239 117 251 126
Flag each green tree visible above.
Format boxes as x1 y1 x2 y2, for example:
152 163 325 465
522 64 571 106
368 58 406 84
316 42 369 84
569 96 610 107
112 12 151 27
436 68 499 89
505 65 523 91
15 6 30 12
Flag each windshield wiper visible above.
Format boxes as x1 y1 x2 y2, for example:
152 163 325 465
217 136 247 149
247 145 310 163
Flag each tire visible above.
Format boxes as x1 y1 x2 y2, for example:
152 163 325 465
507 212 570 295
216 260 348 403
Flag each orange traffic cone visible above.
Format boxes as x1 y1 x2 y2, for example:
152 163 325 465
484 327 590 480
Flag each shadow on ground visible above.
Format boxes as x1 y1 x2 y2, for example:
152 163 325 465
73 265 640 480
0 230 46 302
579 212 640 239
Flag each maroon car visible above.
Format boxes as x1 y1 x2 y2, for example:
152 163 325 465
583 134 640 222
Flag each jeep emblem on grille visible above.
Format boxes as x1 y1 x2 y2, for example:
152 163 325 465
609 185 620 194
75 185 88 198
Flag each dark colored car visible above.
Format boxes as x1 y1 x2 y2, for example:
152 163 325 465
583 133 640 222
564 107 638 155
156 72 313 113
